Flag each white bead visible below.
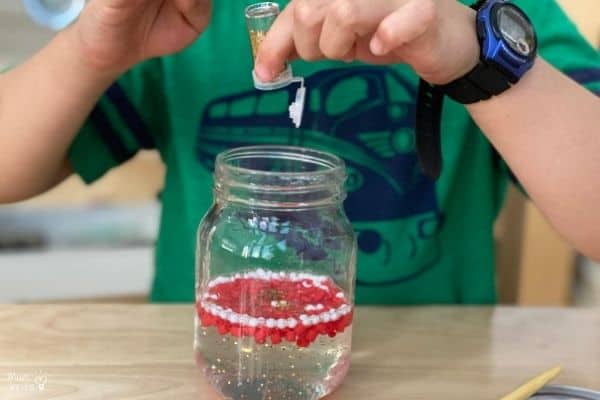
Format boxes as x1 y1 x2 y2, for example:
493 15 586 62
258 317 266 325
287 318 297 328
336 292 344 299
240 315 250 325
310 316 320 325
277 319 287 329
322 313 331 323
316 304 324 310
230 314 240 324
266 319 276 328
249 318 258 327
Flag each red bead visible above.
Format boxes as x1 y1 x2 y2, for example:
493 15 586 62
306 328 318 343
200 313 212 327
285 330 296 342
271 331 282 345
316 323 328 334
230 325 242 337
294 324 306 336
326 322 337 337
254 327 268 343
217 323 229 335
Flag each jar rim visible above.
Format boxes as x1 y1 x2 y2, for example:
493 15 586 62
215 145 346 180
214 146 347 207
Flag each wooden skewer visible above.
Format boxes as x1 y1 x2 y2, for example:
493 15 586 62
500 366 562 400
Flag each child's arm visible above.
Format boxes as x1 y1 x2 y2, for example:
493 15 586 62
0 0 211 203
257 0 600 260
0 31 115 203
468 59 600 261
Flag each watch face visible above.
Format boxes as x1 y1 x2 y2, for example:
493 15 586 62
496 5 536 57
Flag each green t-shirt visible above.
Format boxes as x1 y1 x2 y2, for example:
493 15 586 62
69 0 600 304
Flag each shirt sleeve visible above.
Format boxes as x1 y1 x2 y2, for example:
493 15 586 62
68 58 168 184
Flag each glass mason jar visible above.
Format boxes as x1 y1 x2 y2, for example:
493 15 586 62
195 146 357 400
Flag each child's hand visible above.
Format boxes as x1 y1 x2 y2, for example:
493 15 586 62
71 0 211 75
255 0 479 85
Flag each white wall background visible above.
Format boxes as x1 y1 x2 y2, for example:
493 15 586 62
0 2 53 62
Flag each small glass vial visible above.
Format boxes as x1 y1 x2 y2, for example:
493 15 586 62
245 2 307 128
245 2 294 90
195 146 357 400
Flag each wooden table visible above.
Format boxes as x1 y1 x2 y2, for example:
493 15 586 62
0 306 599 399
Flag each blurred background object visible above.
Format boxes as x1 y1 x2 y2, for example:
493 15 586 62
23 0 85 30
0 0 598 304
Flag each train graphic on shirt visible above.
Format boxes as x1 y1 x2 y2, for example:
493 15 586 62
195 66 443 286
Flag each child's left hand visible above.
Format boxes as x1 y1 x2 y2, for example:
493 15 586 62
255 0 480 85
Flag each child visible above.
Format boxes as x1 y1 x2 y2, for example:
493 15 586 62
0 0 598 303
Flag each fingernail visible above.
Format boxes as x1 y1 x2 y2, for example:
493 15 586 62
254 63 272 81
370 37 386 56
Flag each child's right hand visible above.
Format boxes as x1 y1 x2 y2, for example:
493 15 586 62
71 0 212 75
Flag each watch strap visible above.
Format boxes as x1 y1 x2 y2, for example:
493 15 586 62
415 79 444 179
440 61 515 104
